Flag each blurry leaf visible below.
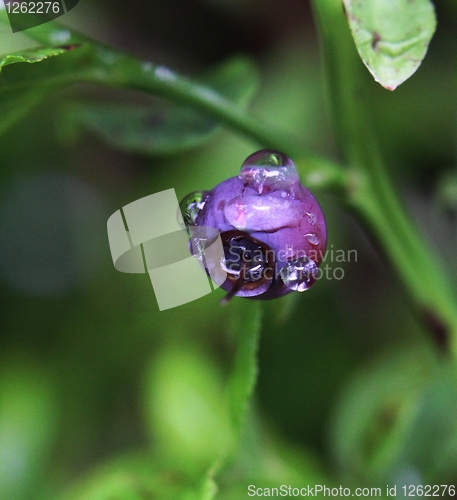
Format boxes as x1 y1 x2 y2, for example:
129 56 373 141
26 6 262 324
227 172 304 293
330 347 439 483
0 13 41 55
0 358 58 500
436 169 457 211
0 11 87 136
332 359 457 484
142 298 262 488
342 0 436 90
218 411 330 499
206 57 259 107
59 452 217 500
0 84 54 137
144 342 235 476
61 57 260 155
398 362 457 482
0 42 82 136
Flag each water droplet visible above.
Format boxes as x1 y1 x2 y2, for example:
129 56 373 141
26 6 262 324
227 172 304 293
49 30 70 44
239 149 299 194
280 256 318 292
306 212 316 225
196 87 225 106
154 66 177 82
179 191 209 226
305 232 320 245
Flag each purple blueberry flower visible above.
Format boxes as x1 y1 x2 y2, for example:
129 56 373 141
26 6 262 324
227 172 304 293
180 150 327 302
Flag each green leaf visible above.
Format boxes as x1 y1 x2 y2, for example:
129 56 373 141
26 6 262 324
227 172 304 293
330 347 439 483
0 84 53 137
58 452 218 500
436 170 457 211
0 9 88 136
217 411 330 499
0 12 41 56
0 358 58 500
61 57 259 155
0 45 71 72
142 298 261 486
0 10 78 73
0 43 82 136
144 342 236 476
397 362 457 482
332 356 457 483
342 0 436 90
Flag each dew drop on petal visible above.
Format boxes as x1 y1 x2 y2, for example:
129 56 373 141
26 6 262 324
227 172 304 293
179 191 209 226
305 232 320 245
306 212 316 225
280 256 318 292
239 149 299 194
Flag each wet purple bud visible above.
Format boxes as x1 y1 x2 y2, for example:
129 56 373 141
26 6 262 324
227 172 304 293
180 150 327 302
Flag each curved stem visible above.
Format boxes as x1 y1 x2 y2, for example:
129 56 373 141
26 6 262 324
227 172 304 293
0 11 349 192
312 0 457 357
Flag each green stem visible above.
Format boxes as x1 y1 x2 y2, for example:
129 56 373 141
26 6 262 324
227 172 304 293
312 0 457 357
92 54 348 192
226 303 262 435
0 13 348 192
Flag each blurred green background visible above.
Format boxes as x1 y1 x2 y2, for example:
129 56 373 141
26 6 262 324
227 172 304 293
1 0 457 498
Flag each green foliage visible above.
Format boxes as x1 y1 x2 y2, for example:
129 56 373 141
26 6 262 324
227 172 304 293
0 0 456 499
59 453 218 500
331 348 436 482
0 359 58 500
61 57 259 155
0 38 81 135
342 0 436 90
144 343 235 473
333 348 457 484
437 170 457 211
0 45 70 72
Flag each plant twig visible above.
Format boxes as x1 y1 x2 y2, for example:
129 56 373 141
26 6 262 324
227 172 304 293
312 0 457 357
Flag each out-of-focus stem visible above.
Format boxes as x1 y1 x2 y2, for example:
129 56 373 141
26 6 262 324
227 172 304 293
312 0 457 357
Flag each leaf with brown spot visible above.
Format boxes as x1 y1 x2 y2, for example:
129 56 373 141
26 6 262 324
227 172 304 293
342 0 436 90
